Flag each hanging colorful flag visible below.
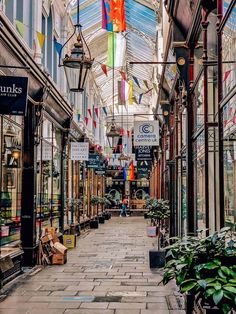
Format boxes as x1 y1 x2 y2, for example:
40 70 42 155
93 121 97 128
153 82 158 93
128 80 133 105
123 167 127 180
102 107 107 116
223 70 231 82
120 128 124 136
132 96 138 104
54 40 63 57
107 32 125 67
16 20 25 37
36 31 45 49
94 107 99 118
77 113 81 122
143 80 149 90
101 64 108 76
132 76 140 88
139 93 143 104
102 0 126 32
87 108 92 118
128 161 135 181
84 117 89 125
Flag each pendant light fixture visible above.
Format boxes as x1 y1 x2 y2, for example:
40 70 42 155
59 0 93 92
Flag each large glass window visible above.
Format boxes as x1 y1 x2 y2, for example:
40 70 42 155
36 117 62 239
0 116 23 246
222 4 236 99
223 93 236 225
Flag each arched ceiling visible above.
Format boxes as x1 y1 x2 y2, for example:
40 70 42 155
71 0 159 119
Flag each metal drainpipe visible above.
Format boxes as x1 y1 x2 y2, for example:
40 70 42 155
217 0 224 228
202 10 210 232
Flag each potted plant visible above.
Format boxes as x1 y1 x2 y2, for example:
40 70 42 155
161 226 236 314
89 196 100 229
146 197 170 268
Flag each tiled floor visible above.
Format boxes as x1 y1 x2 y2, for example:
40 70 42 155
0 217 185 314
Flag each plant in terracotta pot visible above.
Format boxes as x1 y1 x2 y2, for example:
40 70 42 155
161 226 236 313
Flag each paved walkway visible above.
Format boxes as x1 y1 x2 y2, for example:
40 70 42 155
0 217 185 314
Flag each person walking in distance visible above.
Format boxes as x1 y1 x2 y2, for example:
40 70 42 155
120 197 127 217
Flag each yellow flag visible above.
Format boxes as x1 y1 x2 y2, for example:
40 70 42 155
36 31 45 49
16 20 25 37
128 80 133 105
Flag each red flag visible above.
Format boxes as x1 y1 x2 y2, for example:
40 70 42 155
120 128 124 136
94 107 99 118
87 108 92 118
223 70 231 82
85 117 89 125
102 0 126 32
93 120 97 128
129 161 135 181
101 64 108 76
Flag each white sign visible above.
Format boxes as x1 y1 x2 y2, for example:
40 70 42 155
71 142 89 161
134 120 159 146
42 143 52 161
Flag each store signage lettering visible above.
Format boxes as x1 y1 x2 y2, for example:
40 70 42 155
135 146 153 161
0 76 28 115
134 120 159 146
71 142 89 161
86 154 100 168
42 143 52 161
137 161 152 178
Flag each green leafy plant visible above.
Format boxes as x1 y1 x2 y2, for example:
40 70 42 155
146 198 170 226
161 226 236 313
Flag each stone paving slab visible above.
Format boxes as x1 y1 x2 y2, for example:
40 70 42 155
0 217 185 313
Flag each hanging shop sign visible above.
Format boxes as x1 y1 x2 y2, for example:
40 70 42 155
137 161 152 179
135 146 153 161
95 164 106 175
0 76 28 115
86 153 100 168
134 120 159 146
70 142 89 161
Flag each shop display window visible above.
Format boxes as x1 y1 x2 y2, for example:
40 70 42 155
36 117 62 239
222 4 236 99
0 117 23 246
193 131 206 231
223 94 236 225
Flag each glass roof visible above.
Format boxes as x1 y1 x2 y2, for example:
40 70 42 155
71 0 158 116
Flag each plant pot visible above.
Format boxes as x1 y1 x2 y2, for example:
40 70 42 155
185 293 195 314
90 220 99 229
144 213 148 219
149 250 165 268
103 213 109 220
218 255 236 267
98 216 105 224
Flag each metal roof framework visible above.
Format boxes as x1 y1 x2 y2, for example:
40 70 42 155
71 0 159 119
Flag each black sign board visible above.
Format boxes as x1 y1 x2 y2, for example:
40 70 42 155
86 154 100 169
137 161 152 179
135 146 153 161
0 76 28 115
95 164 106 175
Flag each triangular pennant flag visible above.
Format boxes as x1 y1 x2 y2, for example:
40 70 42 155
54 40 63 57
143 80 149 89
132 96 138 104
36 31 45 49
223 70 231 82
93 120 97 128
102 107 107 116
85 117 89 125
139 93 143 104
94 107 99 118
77 113 81 122
128 80 133 105
16 20 25 37
153 82 158 93
119 70 127 81
132 76 140 88
87 108 92 118
101 64 108 76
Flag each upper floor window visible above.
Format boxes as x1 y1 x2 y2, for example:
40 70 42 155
5 0 33 49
